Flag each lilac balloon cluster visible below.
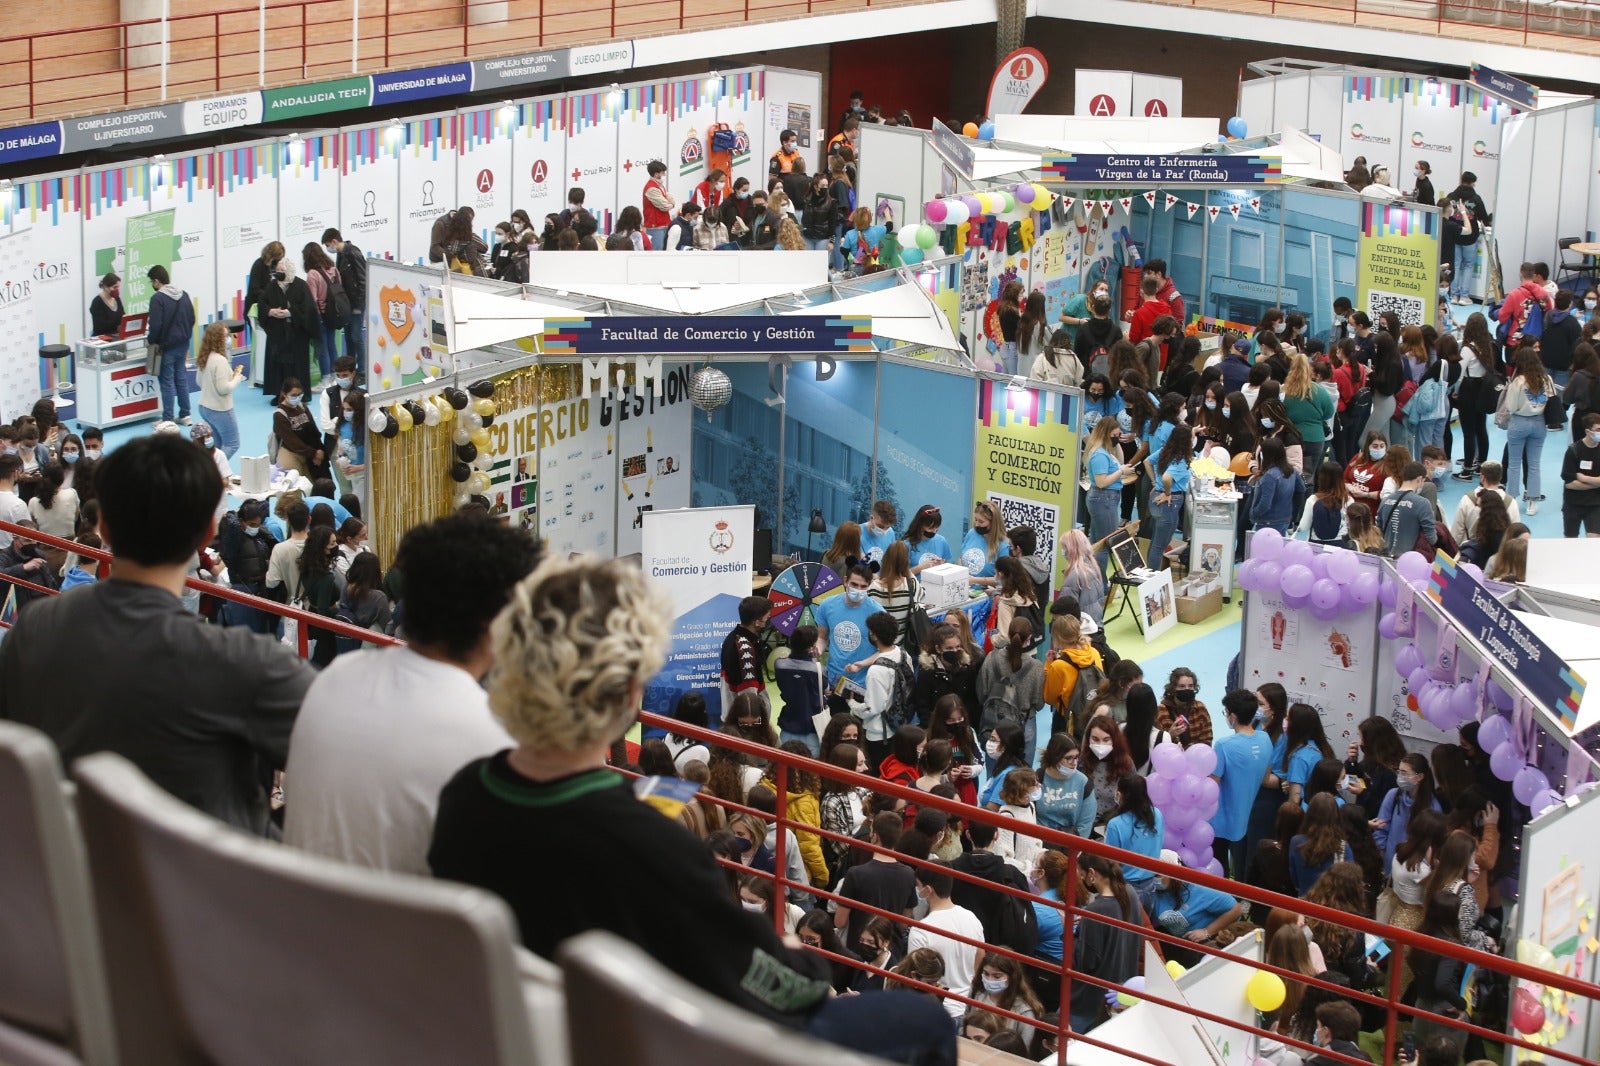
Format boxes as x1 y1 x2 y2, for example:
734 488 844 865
1147 742 1225 877
1376 552 1486 640
1234 529 1378 621
1393 639 1479 733
1477 704 1565 815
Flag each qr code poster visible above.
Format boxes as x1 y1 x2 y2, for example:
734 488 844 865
988 492 1058 601
1365 289 1425 327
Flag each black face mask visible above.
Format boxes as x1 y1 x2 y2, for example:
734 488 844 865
1172 689 1196 704
941 650 962 666
272 270 286 282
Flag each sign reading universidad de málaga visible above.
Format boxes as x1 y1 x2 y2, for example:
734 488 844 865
541 316 874 356
1040 152 1286 186
1429 553 1585 729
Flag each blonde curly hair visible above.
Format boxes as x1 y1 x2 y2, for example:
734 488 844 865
489 555 671 749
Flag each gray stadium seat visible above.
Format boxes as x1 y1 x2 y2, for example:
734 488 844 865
0 722 117 1066
73 752 563 1066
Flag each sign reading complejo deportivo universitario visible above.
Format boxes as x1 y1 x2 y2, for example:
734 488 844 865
541 315 873 356
1428 553 1585 729
1041 152 1286 186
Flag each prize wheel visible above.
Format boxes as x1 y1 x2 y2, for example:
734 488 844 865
766 562 844 636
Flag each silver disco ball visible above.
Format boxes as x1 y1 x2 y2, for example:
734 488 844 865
689 366 733 421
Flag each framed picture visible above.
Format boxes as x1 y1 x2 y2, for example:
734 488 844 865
1137 570 1177 644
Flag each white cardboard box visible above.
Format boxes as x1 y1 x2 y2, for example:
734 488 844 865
921 563 972 608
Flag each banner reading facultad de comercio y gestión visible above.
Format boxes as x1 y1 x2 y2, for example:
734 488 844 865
641 504 755 723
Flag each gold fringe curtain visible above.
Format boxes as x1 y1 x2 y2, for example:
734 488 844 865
369 363 583 562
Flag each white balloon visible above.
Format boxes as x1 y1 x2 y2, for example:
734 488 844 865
460 410 483 431
367 409 388 433
452 426 471 447
422 399 442 426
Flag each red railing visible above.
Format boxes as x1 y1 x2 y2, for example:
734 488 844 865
2 0 1597 127
2 516 1597 1064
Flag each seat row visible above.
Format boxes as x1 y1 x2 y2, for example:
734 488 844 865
0 721 892 1066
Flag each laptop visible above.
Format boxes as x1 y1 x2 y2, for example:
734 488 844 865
1106 527 1156 581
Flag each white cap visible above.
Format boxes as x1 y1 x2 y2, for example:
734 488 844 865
1159 849 1184 867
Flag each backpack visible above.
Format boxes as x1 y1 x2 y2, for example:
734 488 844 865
872 652 917 734
1404 377 1444 428
987 865 1040 954
1016 601 1046 651
321 269 353 329
1392 379 1419 421
1497 298 1544 347
1055 658 1105 739
981 668 1029 733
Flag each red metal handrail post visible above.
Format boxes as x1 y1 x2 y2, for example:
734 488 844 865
1382 941 1405 1065
773 761 790 936
1058 847 1077 1064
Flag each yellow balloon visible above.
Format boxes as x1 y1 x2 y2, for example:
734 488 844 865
471 397 497 418
1165 960 1187 979
435 396 455 422
1517 939 1559 973
1033 184 1052 206
391 354 402 368
1246 970 1286 1013
381 377 392 389
470 427 491 450
393 404 413 432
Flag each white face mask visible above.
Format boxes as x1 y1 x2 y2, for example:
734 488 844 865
85 447 102 460
1089 741 1113 759
1588 299 1598 310
985 737 1002 757
740 899 765 913
981 976 1009 995
1027 787 1043 803
1273 321 1286 334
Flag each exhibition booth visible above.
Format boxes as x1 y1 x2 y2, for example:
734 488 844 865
857 118 1443 356
1237 59 1600 285
1230 533 1600 1058
0 64 821 423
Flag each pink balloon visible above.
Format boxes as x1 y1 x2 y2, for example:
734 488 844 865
925 199 948 224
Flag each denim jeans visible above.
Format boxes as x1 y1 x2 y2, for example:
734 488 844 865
1300 440 1325 484
778 730 820 756
158 344 190 420
1505 413 1545 499
1145 490 1185 569
343 315 366 362
998 341 1018 375
1087 487 1121 573
1414 418 1446 453
803 236 832 255
646 227 668 251
831 222 847 271
1451 242 1477 299
316 323 340 381
804 989 956 1066
199 405 240 458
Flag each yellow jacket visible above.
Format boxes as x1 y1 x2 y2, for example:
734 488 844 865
759 781 829 886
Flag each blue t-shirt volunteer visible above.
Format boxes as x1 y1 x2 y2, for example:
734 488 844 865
1211 730 1274 842
959 528 1010 579
905 533 953 568
813 592 886 686
859 524 897 564
1104 808 1165 884
1087 448 1121 490
1149 881 1238 931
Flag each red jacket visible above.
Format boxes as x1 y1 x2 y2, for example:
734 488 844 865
1498 280 1554 324
1333 361 1366 412
642 178 673 229
878 754 918 789
1157 278 1186 327
1128 297 1172 344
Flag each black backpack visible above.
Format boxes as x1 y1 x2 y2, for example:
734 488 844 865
872 652 917 733
321 269 353 329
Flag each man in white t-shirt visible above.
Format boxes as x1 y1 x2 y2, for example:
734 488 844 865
907 862 987 1019
0 455 32 551
283 512 542 874
264 501 310 604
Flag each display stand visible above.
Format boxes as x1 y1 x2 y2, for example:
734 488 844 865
74 337 157 428
1186 493 1239 601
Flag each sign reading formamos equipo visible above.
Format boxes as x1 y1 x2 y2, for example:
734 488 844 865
641 505 755 722
972 380 1079 601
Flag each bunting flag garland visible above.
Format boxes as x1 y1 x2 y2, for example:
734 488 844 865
1165 194 1179 211
1185 201 1200 219
1228 203 1241 219
1206 205 1222 221
1143 191 1157 207
1098 199 1114 216
1060 196 1075 211
1119 196 1133 213
1249 197 1262 214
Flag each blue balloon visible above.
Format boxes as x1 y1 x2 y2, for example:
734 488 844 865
1226 116 1248 139
978 120 996 140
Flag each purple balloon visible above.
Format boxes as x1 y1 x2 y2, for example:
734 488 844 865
1310 578 1342 611
1179 846 1205 870
1532 788 1565 816
1395 643 1423 678
1308 553 1330 582
1251 527 1285 562
1163 826 1183 850
1513 765 1551 807
1407 666 1431 696
1255 561 1282 592
1397 550 1431 585
1173 774 1207 807
1148 773 1174 806
1185 820 1216 851
1350 571 1380 606
1379 577 1399 609
1489 742 1522 782
1166 803 1199 831
1460 562 1485 582
1325 547 1361 585
1199 777 1219 806
1488 679 1514 711
1185 743 1218 777
1236 559 1259 591
1204 858 1225 878
1478 713 1511 752
961 195 983 217
1450 683 1479 725
1339 584 1366 614
1379 611 1398 639
1281 565 1315 598
1283 590 1311 610
1151 742 1187 778
1311 598 1342 621
1281 540 1315 570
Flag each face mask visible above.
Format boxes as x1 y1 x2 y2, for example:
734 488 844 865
985 737 1002 757
1430 466 1447 482
1173 688 1195 704
1587 299 1598 310
272 270 286 282
1058 761 1076 774
1274 322 1286 334
844 588 867 606
85 447 101 460
858 940 881 958
1204 400 1217 411
1253 709 1267 727
740 899 765 913
324 244 338 256
1396 773 1417 792
737 190 751 199
715 181 726 190
1027 787 1043 803
1089 741 1113 759
496 233 510 244
981 976 1009 995
1590 431 1600 444
942 649 962 666
285 394 303 407
1260 417 1275 430
244 525 261 537
335 376 354 389
1369 447 1386 461
61 450 79 464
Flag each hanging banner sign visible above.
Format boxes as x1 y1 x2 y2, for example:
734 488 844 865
1040 152 1285 185
372 62 473 106
986 47 1050 117
1429 554 1585 728
0 120 63 166
1470 63 1539 110
930 119 976 178
60 106 184 154
181 92 264 136
262 76 373 121
542 315 873 356
641 504 756 722
471 50 571 89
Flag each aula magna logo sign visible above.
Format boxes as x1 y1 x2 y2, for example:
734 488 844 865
1349 123 1392 146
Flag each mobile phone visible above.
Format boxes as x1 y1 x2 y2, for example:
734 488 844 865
1400 1032 1415 1061
1173 715 1188 731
